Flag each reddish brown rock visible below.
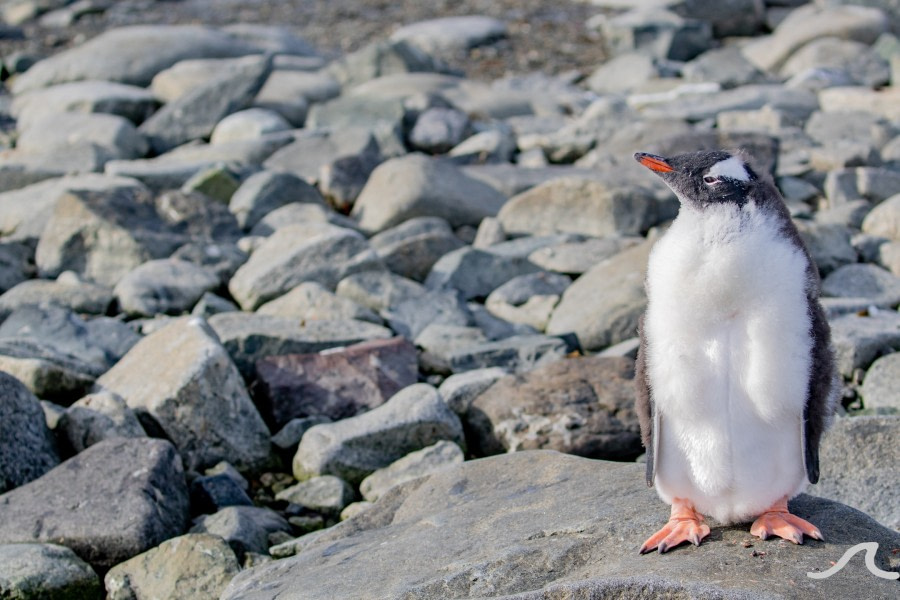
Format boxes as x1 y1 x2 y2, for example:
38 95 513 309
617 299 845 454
254 337 418 429
465 355 642 460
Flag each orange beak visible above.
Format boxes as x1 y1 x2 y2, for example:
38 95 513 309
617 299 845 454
634 152 674 173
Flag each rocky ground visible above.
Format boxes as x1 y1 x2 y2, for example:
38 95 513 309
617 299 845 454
0 0 899 599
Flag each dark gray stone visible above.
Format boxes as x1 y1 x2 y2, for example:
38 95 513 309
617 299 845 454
0 438 188 569
0 372 59 493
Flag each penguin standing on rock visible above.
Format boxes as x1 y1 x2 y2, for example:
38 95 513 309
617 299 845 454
633 150 838 554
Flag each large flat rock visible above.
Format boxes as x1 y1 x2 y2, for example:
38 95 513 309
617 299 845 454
223 451 900 599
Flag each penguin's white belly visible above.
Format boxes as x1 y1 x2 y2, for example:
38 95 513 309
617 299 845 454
645 206 812 523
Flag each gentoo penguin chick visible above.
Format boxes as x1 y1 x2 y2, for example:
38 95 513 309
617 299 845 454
632 150 838 554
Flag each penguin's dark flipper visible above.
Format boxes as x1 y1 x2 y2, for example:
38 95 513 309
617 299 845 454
750 497 823 544
640 498 710 554
635 314 656 487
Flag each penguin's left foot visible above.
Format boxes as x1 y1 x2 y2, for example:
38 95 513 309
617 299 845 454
750 497 823 544
639 497 710 554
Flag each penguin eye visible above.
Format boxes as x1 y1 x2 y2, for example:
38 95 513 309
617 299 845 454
703 176 719 185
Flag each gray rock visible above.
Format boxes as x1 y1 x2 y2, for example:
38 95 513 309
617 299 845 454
425 246 541 301
96 317 271 472
228 223 383 310
370 217 465 282
862 192 900 240
811 415 899 530
351 154 507 234
335 270 426 313
34 186 186 287
255 335 415 427
190 506 290 561
383 289 472 339
360 441 464 502
781 37 891 88
10 81 158 130
271 416 332 455
498 179 660 238
409 107 470 154
229 170 325 231
547 239 652 351
16 112 148 161
829 310 900 376
528 236 642 275
59 391 145 453
293 383 465 484
0 373 59 494
860 352 900 413
794 221 858 276
485 272 571 332
326 39 448 88
210 107 292 145
596 8 713 61
390 15 506 54
437 367 507 415
257 281 381 323
0 543 101 600
276 475 356 517
825 167 900 207
0 438 188 569
207 312 392 378
113 258 220 317
249 202 361 237
822 263 900 309
11 25 269 93
140 54 273 154
467 356 641 459
222 451 900 600
742 4 889 72
104 533 239 600
682 46 768 89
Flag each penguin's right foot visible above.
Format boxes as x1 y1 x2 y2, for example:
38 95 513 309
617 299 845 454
639 498 710 554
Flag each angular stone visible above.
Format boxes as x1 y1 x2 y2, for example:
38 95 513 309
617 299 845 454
370 217 465 282
189 506 290 561
0 372 59 493
35 186 186 287
229 170 325 231
0 543 101 600
114 258 220 317
228 223 383 310
254 337 418 429
546 240 652 351
351 154 507 234
140 54 273 154
222 451 900 600
0 438 188 569
96 318 271 472
104 533 239 600
207 312 393 378
58 391 145 453
257 281 381 323
860 352 900 413
811 415 899 530
360 441 464 502
275 475 355 517
293 384 465 484
829 310 900 376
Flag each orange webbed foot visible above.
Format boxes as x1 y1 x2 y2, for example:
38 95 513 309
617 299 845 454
750 497 823 544
640 498 711 554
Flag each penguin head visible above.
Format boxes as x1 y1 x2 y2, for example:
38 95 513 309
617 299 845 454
634 150 758 209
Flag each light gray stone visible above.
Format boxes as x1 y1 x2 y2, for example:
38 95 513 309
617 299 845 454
228 223 383 310
860 352 900 413
811 415 899 530
0 372 59 494
546 240 652 351
207 312 392 378
829 310 900 376
104 533 239 600
276 475 356 517
370 217 465 282
351 154 507 233
360 441 464 502
114 258 220 317
293 383 465 484
0 543 101 600
257 281 381 324
96 317 271 472
222 451 900 600
0 438 188 569
229 170 325 230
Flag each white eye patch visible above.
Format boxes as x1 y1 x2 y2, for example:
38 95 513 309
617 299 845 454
705 156 750 182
